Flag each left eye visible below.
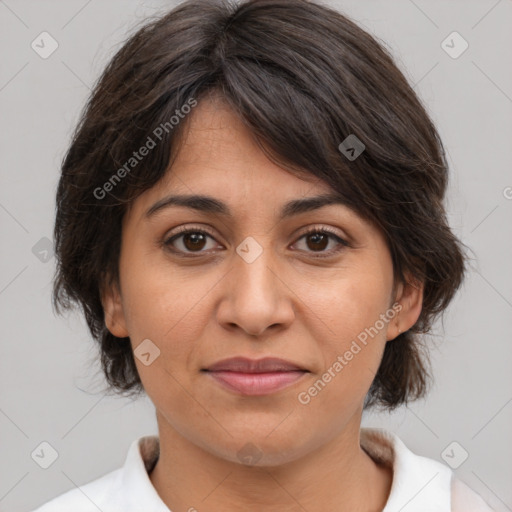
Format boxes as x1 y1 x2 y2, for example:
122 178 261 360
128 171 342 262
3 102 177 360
163 227 348 257
292 228 348 257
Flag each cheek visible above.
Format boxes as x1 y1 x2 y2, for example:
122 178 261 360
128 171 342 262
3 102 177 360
294 268 392 397
332 282 390 342
119 247 204 339
299 268 392 342
122 269 212 415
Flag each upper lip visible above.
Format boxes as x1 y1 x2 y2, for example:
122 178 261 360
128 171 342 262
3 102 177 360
204 357 307 373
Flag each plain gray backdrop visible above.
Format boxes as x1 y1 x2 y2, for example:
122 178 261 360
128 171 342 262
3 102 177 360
1 1 511 511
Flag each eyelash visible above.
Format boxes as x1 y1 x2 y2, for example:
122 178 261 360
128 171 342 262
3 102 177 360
163 225 349 259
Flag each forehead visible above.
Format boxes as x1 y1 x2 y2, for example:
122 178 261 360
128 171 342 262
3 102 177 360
170 98 323 187
127 98 337 220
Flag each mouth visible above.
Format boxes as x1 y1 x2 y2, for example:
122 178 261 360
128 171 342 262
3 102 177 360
202 357 309 396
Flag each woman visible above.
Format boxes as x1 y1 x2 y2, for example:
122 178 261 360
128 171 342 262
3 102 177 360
32 0 494 510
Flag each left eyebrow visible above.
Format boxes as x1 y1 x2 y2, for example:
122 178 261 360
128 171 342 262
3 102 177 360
144 192 349 220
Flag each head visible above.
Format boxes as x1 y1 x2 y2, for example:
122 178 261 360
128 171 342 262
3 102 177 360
53 0 465 463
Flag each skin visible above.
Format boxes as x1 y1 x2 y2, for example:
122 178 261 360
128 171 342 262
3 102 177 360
102 96 423 512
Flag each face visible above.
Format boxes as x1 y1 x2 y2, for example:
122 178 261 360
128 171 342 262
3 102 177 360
103 97 422 466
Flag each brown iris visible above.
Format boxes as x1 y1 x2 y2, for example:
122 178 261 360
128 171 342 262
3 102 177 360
183 232 207 251
306 232 328 251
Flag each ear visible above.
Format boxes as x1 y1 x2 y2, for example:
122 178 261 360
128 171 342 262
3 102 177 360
100 278 129 338
386 274 423 341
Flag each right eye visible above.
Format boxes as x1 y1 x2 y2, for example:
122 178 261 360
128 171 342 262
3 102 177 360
163 227 223 256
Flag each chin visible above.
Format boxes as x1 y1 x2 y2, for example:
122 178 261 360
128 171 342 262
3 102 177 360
198 423 318 468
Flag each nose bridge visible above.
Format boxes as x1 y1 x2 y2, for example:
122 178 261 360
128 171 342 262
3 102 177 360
218 235 294 336
235 235 277 299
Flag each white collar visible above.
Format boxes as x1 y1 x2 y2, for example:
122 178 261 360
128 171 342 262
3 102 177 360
360 428 452 512
112 427 452 511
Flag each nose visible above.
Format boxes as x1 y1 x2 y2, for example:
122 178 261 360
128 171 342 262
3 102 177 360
216 241 295 337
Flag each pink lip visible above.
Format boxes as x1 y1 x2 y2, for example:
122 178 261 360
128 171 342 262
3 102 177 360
204 357 308 396
206 356 305 373
207 370 307 395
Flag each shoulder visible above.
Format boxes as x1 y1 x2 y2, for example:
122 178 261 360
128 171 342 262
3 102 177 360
30 435 165 512
360 428 495 512
451 476 495 512
30 468 123 512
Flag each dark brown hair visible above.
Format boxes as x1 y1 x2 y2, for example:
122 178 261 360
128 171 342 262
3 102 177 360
53 0 466 409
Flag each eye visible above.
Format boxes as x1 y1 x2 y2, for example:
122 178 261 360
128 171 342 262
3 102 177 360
163 225 349 258
163 226 221 255
292 227 349 257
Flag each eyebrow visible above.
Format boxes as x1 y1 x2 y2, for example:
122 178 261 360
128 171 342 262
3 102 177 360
144 192 349 221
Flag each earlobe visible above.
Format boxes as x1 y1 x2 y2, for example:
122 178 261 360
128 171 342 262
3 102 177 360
387 276 424 341
101 281 129 338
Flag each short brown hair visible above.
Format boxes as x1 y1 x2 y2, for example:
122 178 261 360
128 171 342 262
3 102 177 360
53 0 466 409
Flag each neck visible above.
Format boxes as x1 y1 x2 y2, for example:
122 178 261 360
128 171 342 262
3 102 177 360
149 412 392 512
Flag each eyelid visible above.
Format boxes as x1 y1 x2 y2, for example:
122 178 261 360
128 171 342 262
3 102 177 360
295 224 348 243
169 223 218 238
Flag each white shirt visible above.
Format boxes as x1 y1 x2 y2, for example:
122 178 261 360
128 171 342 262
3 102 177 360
31 428 494 511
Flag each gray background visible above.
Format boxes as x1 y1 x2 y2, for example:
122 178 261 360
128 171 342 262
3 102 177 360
1 1 511 511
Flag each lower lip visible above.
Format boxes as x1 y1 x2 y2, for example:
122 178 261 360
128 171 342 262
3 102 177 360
206 370 307 396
